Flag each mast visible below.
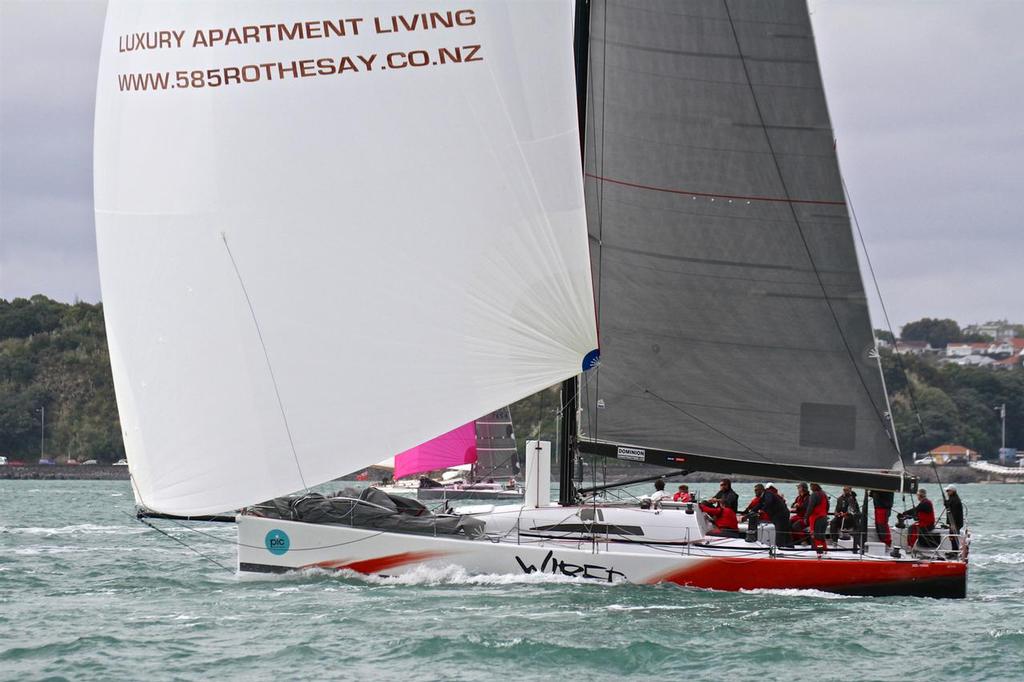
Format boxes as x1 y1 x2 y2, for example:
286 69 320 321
558 0 592 507
558 378 578 505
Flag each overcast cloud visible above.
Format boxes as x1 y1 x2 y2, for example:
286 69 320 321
1 0 1021 331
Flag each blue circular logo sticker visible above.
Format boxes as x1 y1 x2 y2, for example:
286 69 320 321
265 529 290 556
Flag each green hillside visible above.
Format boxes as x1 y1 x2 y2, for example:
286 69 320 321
1 296 1020 463
0 296 123 462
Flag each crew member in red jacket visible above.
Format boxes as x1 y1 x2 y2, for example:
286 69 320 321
899 489 936 548
700 499 740 537
805 483 829 555
673 484 693 502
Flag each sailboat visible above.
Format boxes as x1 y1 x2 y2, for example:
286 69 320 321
386 413 524 500
94 0 967 597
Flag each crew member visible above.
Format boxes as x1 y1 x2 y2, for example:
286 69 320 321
650 479 669 508
898 488 936 549
700 498 740 537
790 483 810 544
870 490 894 548
751 483 792 547
673 484 693 503
713 478 739 512
829 486 862 548
805 483 829 555
741 484 770 522
944 484 964 551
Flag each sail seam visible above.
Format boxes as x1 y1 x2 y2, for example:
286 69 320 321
585 173 845 205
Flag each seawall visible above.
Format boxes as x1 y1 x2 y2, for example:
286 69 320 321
0 465 131 481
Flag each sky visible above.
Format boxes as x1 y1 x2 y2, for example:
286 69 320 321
0 0 1021 333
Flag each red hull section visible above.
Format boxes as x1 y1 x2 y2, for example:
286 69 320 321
650 556 967 598
305 551 451 574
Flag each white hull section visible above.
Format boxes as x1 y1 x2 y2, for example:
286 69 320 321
237 503 967 597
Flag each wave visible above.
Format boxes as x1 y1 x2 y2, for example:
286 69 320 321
972 552 1024 566
605 603 698 612
739 588 860 600
1 524 142 536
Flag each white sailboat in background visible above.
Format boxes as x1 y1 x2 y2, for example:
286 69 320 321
95 0 967 597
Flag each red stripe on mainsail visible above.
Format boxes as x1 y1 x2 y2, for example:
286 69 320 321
646 555 966 591
305 551 449 574
585 173 846 206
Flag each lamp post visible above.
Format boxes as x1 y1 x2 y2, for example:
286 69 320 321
996 403 1006 450
994 403 1007 464
38 406 45 461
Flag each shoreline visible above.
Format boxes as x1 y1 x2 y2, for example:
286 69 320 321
0 465 131 481
0 464 1013 484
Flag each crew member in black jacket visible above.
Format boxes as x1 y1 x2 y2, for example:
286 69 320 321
944 484 964 551
713 478 739 512
752 483 792 548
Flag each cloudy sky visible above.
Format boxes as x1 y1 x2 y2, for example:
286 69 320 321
1 0 1021 332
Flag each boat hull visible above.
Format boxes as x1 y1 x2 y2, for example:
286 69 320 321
237 516 966 598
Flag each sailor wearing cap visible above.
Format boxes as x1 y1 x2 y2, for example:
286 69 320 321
944 484 964 551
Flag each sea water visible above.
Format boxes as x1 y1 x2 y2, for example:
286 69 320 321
1 481 1022 681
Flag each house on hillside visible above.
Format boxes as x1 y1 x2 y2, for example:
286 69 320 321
945 342 989 358
963 320 1017 340
925 444 982 465
894 340 935 355
987 339 1022 358
993 353 1024 370
949 355 996 367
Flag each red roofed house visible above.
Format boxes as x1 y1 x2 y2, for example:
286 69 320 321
926 444 981 465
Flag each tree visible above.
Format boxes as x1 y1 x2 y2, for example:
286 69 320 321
893 383 959 455
874 329 895 344
900 318 962 348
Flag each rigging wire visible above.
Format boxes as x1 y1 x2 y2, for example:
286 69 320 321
128 511 234 574
221 233 310 494
720 0 896 448
840 175 946 502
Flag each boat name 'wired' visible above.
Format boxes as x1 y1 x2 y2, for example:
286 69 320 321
118 10 477 52
515 550 626 583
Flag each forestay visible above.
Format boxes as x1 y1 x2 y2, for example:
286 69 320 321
94 1 598 515
582 0 900 472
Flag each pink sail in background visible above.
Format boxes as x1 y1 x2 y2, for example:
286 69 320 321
393 421 477 480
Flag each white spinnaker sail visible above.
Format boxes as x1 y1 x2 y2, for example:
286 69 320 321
94 1 597 515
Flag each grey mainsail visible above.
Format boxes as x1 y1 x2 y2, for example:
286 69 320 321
580 0 900 472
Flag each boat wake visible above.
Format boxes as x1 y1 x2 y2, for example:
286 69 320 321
739 588 860 600
242 563 605 587
345 563 599 587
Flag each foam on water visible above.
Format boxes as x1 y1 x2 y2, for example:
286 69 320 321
738 587 860 600
973 552 1024 566
343 563 599 587
3 523 143 536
